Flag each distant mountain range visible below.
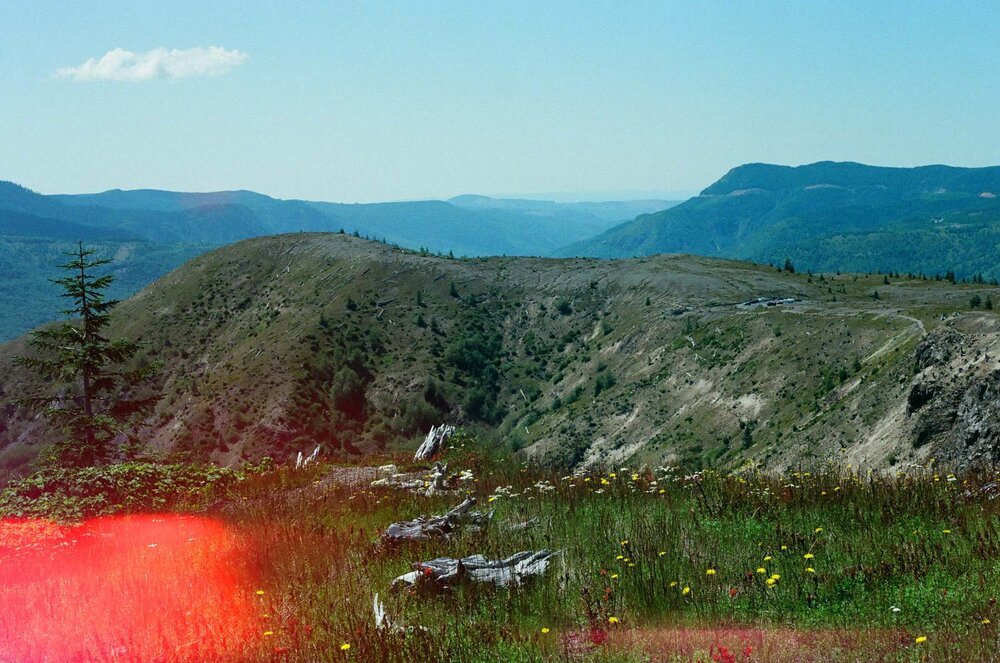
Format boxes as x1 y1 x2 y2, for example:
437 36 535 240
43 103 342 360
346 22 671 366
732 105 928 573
558 161 1000 278
0 181 675 340
9 159 1000 344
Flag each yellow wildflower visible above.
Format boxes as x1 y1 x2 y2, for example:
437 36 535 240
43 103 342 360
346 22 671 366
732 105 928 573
803 553 814 560
915 635 927 644
541 627 551 634
706 568 716 575
608 616 620 624
340 643 351 651
682 586 691 595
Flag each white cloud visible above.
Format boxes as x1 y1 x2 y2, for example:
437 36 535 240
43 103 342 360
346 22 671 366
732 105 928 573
56 46 247 82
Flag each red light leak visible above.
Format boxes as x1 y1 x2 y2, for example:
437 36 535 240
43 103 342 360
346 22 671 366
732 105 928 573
0 514 258 661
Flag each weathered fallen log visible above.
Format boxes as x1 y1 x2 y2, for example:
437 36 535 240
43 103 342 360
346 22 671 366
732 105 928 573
414 424 455 461
392 550 557 590
383 497 489 542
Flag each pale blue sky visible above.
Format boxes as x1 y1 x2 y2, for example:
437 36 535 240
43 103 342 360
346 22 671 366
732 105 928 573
2 1 998 202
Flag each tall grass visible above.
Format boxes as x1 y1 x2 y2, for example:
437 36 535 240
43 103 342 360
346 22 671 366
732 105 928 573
3 444 1000 660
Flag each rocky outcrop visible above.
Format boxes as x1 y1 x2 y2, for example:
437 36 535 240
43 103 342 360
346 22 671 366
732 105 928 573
946 370 1000 467
906 327 1000 468
913 327 964 370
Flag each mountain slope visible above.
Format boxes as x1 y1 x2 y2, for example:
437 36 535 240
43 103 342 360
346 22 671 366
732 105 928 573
0 181 650 340
558 161 1000 278
3 233 998 482
53 187 633 253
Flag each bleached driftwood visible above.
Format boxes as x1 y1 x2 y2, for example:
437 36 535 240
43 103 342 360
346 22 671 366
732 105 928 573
376 464 399 479
392 550 557 590
373 593 392 630
295 445 320 469
372 593 426 634
371 474 425 490
428 462 447 492
383 497 489 542
370 462 452 495
414 424 455 461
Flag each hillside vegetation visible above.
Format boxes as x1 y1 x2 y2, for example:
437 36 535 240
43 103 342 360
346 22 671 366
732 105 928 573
3 233 1000 481
0 181 670 340
559 161 1000 280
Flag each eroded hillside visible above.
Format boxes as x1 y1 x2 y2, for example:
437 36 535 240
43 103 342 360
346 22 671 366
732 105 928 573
2 233 999 479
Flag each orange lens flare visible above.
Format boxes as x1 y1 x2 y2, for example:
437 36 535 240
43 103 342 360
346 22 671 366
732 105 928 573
0 514 257 661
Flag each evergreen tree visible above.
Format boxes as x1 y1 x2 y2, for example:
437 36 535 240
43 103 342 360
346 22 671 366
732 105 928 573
14 243 158 466
783 258 795 273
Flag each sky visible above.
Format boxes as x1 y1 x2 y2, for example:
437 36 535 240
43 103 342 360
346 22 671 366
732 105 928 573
2 1 999 202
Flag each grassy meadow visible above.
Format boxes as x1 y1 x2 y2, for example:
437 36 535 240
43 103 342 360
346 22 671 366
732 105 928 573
2 435 1000 661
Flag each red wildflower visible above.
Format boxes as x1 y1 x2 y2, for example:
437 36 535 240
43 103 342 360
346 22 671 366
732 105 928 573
711 644 736 663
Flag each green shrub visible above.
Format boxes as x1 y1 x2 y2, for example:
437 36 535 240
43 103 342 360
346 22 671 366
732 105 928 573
0 462 244 521
594 371 616 397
